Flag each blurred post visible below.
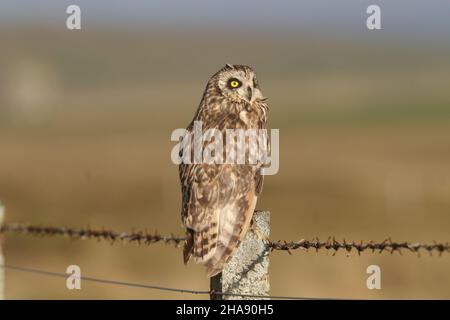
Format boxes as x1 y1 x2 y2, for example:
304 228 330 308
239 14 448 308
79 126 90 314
210 211 270 300
0 203 4 300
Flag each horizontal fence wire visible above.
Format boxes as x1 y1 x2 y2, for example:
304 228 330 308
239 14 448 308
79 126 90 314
0 222 448 300
0 264 326 300
0 223 186 247
1 222 449 256
268 238 450 256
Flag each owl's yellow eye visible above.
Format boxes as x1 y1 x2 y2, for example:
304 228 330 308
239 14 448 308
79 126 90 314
228 78 242 89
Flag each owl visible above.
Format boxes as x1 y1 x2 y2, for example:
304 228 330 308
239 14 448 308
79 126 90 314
179 64 269 277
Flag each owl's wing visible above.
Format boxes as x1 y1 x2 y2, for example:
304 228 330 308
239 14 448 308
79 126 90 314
180 161 257 277
180 162 220 266
180 163 222 232
255 171 264 195
254 120 270 195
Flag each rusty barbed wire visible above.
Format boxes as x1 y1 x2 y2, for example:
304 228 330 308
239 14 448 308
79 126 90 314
268 237 450 256
0 223 186 247
0 223 449 256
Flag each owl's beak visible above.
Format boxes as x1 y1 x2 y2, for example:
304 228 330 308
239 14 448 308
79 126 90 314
246 86 253 101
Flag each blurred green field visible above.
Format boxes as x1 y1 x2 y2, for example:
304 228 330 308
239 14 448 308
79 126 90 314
0 30 449 299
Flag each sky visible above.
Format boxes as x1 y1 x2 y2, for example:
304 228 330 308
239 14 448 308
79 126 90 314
1 0 450 41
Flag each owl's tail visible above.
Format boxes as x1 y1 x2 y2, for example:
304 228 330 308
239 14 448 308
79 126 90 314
184 194 257 278
183 224 219 266
204 198 257 277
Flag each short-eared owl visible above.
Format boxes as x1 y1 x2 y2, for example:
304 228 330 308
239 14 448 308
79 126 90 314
179 64 268 277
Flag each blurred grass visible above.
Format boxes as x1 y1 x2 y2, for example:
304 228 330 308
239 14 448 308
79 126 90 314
0 29 449 299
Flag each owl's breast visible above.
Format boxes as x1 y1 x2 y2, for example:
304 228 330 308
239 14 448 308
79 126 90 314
239 109 250 125
239 101 267 130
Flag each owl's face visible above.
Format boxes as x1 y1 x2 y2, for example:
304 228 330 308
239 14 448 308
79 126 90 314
216 64 265 104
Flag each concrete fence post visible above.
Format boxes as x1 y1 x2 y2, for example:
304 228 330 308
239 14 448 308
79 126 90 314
210 210 270 300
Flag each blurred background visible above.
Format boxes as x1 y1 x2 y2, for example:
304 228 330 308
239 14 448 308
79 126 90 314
0 0 449 299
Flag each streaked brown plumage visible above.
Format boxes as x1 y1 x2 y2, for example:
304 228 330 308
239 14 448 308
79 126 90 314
179 64 268 277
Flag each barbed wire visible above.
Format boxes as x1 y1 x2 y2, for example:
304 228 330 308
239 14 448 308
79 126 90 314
0 223 185 247
1 222 449 256
268 237 450 256
0 264 327 300
0 223 448 300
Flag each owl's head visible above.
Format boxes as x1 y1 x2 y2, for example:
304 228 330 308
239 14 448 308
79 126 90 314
214 64 265 104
